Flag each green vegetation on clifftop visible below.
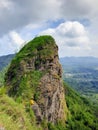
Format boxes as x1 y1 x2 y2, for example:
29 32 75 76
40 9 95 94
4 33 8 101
5 35 57 100
12 35 56 64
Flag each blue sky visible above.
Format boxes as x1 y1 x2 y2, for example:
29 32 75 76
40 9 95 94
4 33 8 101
0 0 98 57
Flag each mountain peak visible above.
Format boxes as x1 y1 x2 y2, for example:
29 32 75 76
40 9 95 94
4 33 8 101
5 35 67 125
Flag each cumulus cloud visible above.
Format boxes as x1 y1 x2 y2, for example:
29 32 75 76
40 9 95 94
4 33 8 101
40 21 91 57
40 21 90 47
9 31 24 46
56 22 87 37
0 31 25 55
0 0 98 37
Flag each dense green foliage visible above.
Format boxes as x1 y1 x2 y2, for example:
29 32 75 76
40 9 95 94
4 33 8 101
64 83 98 130
11 35 56 65
0 87 42 130
5 35 57 99
16 70 43 102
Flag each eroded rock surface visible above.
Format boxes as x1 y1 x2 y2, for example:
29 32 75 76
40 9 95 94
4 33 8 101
5 36 67 124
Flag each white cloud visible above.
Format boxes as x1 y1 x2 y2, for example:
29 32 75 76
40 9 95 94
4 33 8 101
9 31 24 46
9 31 25 52
40 21 91 57
56 22 86 37
0 35 16 55
0 31 25 56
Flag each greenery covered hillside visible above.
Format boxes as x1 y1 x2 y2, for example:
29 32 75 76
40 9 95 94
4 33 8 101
64 83 98 130
0 36 97 130
0 84 98 130
0 88 42 130
5 35 57 99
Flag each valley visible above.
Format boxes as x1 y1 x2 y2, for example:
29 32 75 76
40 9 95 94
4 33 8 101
60 57 98 104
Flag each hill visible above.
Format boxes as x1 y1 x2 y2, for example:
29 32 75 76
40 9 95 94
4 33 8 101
0 54 15 86
0 36 98 130
5 35 67 127
0 54 15 71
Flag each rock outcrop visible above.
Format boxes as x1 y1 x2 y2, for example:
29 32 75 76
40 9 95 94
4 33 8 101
5 36 67 125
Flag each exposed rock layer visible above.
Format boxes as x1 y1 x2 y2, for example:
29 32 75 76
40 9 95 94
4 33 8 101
5 36 67 124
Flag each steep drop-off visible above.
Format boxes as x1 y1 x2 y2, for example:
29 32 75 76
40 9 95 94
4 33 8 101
2 36 98 130
5 36 67 125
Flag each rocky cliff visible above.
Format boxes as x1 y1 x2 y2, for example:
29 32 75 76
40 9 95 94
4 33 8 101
5 36 67 125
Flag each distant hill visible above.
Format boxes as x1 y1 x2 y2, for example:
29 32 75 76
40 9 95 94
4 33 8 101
0 54 15 86
60 57 98 103
60 57 98 70
0 54 15 71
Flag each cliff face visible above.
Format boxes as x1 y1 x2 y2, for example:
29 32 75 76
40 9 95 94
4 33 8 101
32 51 66 124
5 36 67 124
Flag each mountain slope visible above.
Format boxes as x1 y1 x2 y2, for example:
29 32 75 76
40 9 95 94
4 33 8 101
0 88 42 130
1 36 97 130
0 84 98 130
5 35 67 126
64 83 98 130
